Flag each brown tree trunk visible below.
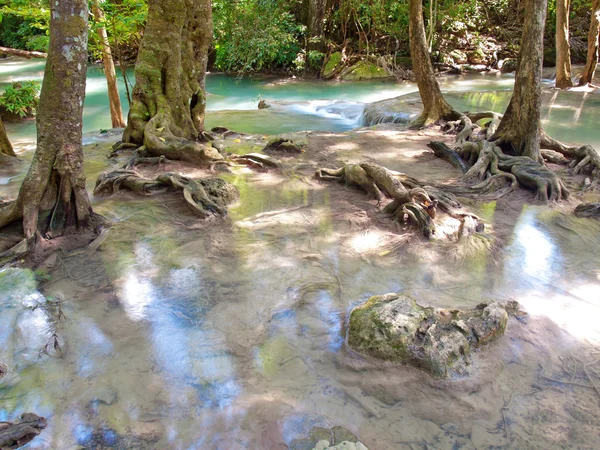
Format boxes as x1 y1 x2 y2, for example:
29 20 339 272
0 0 102 249
578 0 600 86
555 0 573 89
408 0 460 127
306 0 327 52
122 0 220 165
0 118 16 157
0 46 47 59
91 1 126 128
492 0 547 162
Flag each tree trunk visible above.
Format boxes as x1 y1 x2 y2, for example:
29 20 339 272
492 0 547 162
578 0 600 86
306 0 327 52
0 46 47 59
555 0 573 89
0 118 16 157
0 0 101 249
408 0 460 127
122 0 220 165
91 1 126 128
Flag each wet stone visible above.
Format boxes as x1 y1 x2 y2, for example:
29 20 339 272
347 293 509 378
291 426 366 450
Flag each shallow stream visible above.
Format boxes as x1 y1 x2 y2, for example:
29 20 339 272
1 59 600 449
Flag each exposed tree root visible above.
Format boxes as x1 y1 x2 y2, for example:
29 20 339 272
94 170 239 218
315 162 483 239
574 203 600 219
0 413 47 449
229 153 282 171
431 112 593 201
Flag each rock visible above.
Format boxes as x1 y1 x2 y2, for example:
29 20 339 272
543 48 556 67
449 50 468 65
467 49 485 65
499 58 517 74
321 52 343 79
314 441 369 450
347 294 509 378
258 100 271 109
263 138 302 154
574 203 600 219
292 426 367 450
332 426 358 444
340 61 390 81
198 178 241 206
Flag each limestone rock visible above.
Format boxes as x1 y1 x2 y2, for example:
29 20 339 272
574 203 600 219
340 61 390 81
347 293 509 377
321 52 343 79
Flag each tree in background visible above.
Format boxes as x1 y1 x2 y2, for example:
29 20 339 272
555 0 573 89
91 0 126 128
408 0 460 127
578 0 600 87
0 0 102 256
122 0 219 165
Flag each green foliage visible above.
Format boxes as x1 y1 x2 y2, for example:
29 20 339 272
213 0 305 73
0 80 41 118
0 0 49 51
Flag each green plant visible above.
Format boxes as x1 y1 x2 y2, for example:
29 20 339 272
0 80 41 118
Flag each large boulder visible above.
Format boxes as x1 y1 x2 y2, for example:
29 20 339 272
340 61 390 81
321 52 343 79
347 293 508 377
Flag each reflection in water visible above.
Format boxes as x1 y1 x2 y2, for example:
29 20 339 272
2 58 600 448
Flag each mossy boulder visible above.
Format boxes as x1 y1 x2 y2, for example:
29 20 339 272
347 293 508 377
340 61 390 81
321 52 343 79
500 58 518 74
449 49 468 65
543 48 556 67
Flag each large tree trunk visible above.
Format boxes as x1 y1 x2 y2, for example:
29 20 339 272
492 0 547 162
555 0 573 89
306 0 327 52
0 118 16 157
578 0 600 86
91 1 126 128
408 0 460 127
0 0 102 251
122 0 220 165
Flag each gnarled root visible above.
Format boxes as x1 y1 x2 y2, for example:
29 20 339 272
315 161 484 238
574 203 600 219
94 170 239 218
435 115 571 202
230 153 282 171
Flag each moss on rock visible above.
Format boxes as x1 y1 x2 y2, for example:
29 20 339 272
321 52 343 79
340 61 390 81
347 293 509 377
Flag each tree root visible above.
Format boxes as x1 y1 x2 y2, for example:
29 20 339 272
94 170 239 218
0 413 47 449
431 113 578 202
229 153 282 170
315 162 484 239
122 155 168 170
574 203 600 219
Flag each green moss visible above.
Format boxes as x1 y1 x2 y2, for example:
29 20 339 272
340 61 389 81
321 52 342 78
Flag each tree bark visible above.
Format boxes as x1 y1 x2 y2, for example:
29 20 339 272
0 118 16 157
408 0 460 127
0 0 102 248
555 0 573 89
578 0 600 86
492 0 547 162
91 1 126 128
306 0 327 52
0 46 47 59
122 0 220 165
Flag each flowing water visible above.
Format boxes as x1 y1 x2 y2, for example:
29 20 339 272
1 58 600 449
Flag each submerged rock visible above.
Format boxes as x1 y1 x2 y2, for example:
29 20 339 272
347 294 508 377
290 426 367 450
